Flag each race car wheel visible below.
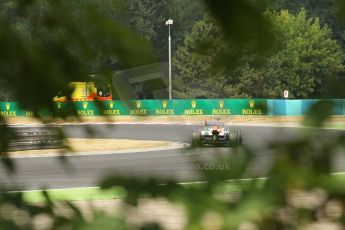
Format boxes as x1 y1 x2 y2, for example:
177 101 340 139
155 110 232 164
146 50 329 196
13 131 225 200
239 132 243 145
224 140 230 147
192 131 201 147
229 131 242 147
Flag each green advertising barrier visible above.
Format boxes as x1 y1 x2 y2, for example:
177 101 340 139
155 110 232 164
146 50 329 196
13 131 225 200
54 101 69 116
128 100 160 115
103 100 129 115
150 100 175 115
174 99 213 115
52 99 269 116
0 99 271 117
3 99 345 117
54 101 129 116
131 100 176 115
221 99 267 115
169 99 267 115
0 102 33 117
72 101 102 116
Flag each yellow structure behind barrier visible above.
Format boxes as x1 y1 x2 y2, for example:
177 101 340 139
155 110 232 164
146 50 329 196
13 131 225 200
68 82 97 101
53 82 112 102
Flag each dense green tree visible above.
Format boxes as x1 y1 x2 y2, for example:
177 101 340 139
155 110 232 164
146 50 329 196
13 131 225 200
174 10 345 99
268 10 345 98
122 0 204 61
38 0 203 66
267 0 345 47
173 16 225 98
126 0 156 41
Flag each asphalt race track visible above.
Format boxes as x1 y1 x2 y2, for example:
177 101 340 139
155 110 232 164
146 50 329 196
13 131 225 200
0 124 344 190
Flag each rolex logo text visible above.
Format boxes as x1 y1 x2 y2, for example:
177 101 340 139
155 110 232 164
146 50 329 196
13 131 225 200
242 100 263 115
155 100 174 115
212 100 230 115
184 100 203 115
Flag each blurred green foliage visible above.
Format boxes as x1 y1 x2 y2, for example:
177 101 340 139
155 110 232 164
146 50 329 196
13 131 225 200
0 0 154 113
0 0 344 230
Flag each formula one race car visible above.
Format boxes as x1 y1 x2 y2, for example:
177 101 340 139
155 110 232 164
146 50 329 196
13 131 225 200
192 121 243 147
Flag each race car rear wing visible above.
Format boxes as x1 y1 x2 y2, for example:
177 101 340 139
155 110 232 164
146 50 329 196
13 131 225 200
205 121 225 127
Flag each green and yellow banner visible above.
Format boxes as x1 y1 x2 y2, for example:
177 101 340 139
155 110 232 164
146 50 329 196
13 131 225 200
52 99 268 116
1 99 344 117
0 102 33 117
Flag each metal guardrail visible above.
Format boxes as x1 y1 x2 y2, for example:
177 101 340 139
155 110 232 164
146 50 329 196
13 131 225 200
6 125 63 151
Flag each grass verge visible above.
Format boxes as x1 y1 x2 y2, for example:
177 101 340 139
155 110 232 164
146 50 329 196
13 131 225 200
21 187 126 202
21 179 266 203
324 122 345 130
